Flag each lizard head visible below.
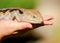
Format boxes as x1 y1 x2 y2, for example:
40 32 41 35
21 9 43 24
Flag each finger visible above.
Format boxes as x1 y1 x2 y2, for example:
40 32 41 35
44 21 53 25
43 16 53 21
11 22 32 32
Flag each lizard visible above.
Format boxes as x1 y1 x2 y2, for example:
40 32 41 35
0 8 43 24
0 8 44 38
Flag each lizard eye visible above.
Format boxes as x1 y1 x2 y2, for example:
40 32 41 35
33 16 36 18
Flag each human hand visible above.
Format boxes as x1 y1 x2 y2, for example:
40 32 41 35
0 20 32 39
43 15 53 25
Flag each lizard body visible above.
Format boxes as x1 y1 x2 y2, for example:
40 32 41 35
0 8 43 24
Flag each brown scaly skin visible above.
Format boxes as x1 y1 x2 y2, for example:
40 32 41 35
0 8 43 24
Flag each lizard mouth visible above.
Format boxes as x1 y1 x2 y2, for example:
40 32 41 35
31 22 44 29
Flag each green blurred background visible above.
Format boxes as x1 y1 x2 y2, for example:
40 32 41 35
1 0 60 43
0 0 36 9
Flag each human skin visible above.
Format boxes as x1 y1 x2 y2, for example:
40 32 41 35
0 16 53 39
